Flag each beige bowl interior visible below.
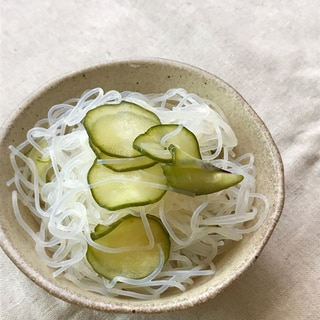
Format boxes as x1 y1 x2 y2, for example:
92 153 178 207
0 58 284 313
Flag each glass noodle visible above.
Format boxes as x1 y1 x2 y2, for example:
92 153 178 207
7 88 269 299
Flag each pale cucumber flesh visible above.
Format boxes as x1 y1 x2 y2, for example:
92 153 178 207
86 214 171 280
84 102 161 158
133 124 201 163
162 145 244 195
87 161 167 210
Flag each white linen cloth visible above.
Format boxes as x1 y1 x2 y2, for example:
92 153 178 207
1 1 319 319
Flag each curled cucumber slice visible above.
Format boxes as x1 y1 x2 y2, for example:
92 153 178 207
87 214 171 280
89 139 156 172
88 161 167 210
84 102 161 158
133 124 201 163
162 145 244 195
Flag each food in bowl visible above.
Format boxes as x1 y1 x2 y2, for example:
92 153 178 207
7 87 269 299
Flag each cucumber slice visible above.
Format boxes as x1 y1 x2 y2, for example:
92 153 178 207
84 102 161 158
88 161 167 210
89 139 156 172
87 214 171 280
133 124 201 163
26 139 52 181
162 145 244 195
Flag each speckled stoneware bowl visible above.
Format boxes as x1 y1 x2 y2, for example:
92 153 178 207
0 58 284 313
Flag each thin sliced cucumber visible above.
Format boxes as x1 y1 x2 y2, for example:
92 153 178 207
133 124 201 163
84 102 161 158
162 145 244 195
87 214 171 280
88 161 167 210
26 139 52 181
89 140 156 172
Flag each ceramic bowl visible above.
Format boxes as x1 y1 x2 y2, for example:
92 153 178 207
0 58 284 313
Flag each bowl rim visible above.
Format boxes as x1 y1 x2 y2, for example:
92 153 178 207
0 57 285 313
